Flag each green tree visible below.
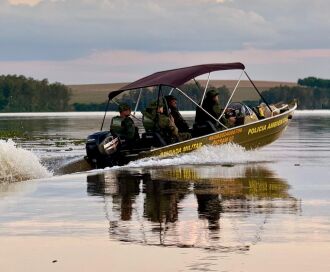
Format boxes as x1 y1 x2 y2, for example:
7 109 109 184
0 75 72 112
298 77 330 88
262 85 330 109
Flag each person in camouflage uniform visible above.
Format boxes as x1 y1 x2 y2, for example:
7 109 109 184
110 104 138 141
165 95 190 133
143 101 191 143
195 89 224 129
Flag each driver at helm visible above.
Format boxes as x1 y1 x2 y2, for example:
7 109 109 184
110 103 138 141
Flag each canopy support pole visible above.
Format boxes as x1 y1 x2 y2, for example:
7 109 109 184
176 87 227 129
100 98 110 131
156 85 162 109
244 71 273 113
218 70 243 121
200 72 211 106
133 88 143 115
193 78 203 93
153 85 163 130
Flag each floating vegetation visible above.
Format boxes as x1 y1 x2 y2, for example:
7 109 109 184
0 129 37 140
0 130 26 139
0 131 14 139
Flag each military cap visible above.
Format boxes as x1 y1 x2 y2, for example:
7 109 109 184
165 95 177 102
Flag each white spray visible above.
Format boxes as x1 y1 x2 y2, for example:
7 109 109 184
0 139 51 183
125 143 270 168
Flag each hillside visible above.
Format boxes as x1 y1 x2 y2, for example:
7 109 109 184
68 80 297 104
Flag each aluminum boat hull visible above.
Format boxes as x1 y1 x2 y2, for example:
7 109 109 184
85 103 296 168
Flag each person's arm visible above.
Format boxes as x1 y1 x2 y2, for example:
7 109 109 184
168 115 179 136
159 115 178 136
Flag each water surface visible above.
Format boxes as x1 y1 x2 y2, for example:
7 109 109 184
0 111 329 271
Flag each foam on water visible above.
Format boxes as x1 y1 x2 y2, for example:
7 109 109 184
125 143 270 168
0 139 52 183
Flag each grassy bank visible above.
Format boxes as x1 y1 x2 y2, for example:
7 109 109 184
68 80 297 105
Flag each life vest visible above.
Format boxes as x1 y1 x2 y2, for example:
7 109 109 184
142 113 156 132
110 116 124 136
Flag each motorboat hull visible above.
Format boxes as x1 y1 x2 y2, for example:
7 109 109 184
85 103 296 168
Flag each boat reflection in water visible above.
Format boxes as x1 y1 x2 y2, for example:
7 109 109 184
87 164 300 251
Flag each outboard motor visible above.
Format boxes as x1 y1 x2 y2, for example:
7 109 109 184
85 131 112 168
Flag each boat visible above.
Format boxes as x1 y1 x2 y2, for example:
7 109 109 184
85 63 297 168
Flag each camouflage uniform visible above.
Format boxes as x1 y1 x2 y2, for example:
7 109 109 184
143 106 191 142
171 107 190 131
195 90 225 129
195 100 222 124
165 95 190 133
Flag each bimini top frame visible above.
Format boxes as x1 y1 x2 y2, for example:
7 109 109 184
100 62 272 130
108 63 245 100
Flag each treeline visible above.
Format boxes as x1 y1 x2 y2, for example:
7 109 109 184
298 77 330 89
73 83 231 111
261 77 330 109
0 75 71 112
2 74 329 112
261 86 330 109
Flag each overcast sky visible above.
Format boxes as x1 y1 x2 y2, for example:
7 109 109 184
0 0 329 83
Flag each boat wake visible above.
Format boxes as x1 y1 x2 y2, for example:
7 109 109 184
0 139 51 183
125 143 270 168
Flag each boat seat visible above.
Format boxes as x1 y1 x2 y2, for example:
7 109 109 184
192 121 218 137
141 132 167 147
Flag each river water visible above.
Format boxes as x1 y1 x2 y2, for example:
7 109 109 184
0 111 329 271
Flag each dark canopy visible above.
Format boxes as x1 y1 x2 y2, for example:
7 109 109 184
108 62 245 100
